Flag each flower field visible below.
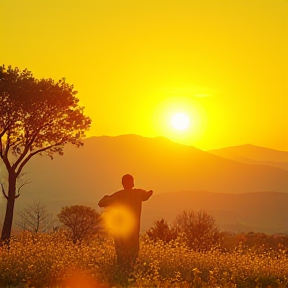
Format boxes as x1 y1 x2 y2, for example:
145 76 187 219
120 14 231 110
0 231 287 288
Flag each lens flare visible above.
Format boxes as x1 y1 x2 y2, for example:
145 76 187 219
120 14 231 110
102 205 136 238
60 269 101 288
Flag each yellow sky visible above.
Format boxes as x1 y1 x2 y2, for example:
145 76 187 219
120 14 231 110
1 0 287 151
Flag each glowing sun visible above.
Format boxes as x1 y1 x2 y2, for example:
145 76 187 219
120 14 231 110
171 112 190 131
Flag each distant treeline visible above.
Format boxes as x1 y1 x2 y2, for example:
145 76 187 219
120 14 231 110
9 202 288 254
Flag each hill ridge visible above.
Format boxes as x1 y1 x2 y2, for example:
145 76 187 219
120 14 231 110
0 134 287 234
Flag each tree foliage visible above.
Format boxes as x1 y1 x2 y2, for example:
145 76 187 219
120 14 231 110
0 65 91 242
146 211 221 251
57 205 102 244
0 65 91 161
146 218 178 243
175 210 221 251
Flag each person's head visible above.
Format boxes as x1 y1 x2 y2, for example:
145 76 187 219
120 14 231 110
122 174 134 189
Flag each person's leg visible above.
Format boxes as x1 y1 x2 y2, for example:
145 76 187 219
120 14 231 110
114 235 139 284
114 240 130 286
114 238 125 266
128 235 140 267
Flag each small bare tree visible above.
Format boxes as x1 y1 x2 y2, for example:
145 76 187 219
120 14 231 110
16 201 52 233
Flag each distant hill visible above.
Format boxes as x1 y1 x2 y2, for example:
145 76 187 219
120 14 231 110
142 191 288 234
21 135 288 196
0 135 287 233
208 144 288 171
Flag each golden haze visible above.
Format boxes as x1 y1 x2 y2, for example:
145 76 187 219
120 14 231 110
0 0 287 151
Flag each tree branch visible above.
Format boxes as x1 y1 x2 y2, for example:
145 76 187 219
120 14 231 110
0 131 12 171
15 179 31 199
0 125 10 139
15 140 65 177
0 182 8 200
12 127 42 171
0 137 3 159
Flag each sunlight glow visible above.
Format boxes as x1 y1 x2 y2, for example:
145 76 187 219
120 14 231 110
152 95 207 146
171 112 190 131
60 269 101 288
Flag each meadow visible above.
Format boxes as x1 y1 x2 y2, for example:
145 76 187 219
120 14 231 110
0 231 287 288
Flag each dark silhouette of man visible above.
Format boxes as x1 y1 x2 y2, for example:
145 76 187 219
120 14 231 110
98 174 153 270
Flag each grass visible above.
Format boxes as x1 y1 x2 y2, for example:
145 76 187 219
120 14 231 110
0 231 287 288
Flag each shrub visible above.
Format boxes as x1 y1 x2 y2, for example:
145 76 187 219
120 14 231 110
57 205 102 244
174 210 221 251
146 218 178 243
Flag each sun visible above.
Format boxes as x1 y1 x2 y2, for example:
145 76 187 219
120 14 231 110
153 96 207 145
171 112 190 131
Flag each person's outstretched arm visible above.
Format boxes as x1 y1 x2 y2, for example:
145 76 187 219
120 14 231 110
98 191 120 207
141 190 153 201
98 195 111 207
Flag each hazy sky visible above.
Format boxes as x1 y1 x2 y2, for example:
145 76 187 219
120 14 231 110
1 0 287 151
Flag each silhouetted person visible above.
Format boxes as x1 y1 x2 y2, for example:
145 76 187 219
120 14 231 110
98 174 153 272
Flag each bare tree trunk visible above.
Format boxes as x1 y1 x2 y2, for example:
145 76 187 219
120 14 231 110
1 172 17 243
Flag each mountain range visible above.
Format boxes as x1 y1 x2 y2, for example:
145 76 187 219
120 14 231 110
0 135 287 234
209 144 288 171
143 190 288 234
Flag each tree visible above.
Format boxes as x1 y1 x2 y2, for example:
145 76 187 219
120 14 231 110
146 218 178 243
175 210 221 251
0 65 91 242
15 201 53 233
57 205 102 244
